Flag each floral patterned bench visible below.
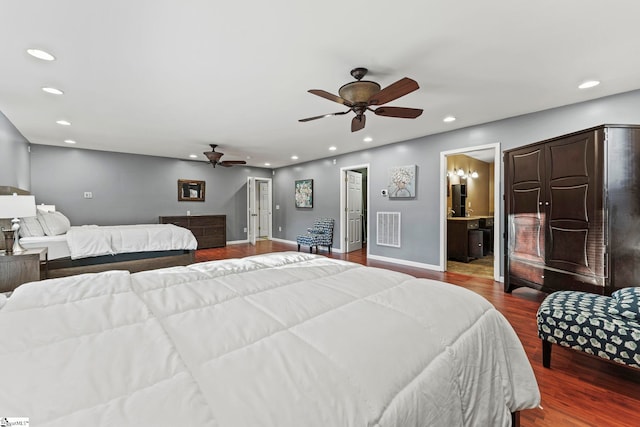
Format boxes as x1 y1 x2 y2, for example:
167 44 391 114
537 288 640 369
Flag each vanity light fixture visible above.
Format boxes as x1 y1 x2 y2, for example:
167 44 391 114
456 168 465 176
27 48 55 61
471 170 479 179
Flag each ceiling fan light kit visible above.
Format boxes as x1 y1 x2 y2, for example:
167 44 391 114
300 67 423 132
203 144 247 168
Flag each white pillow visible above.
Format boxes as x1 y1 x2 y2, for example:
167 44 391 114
37 210 71 236
19 216 45 237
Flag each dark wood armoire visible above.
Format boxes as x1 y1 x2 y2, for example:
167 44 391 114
504 124 640 295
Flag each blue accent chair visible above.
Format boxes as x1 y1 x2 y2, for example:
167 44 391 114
296 218 334 254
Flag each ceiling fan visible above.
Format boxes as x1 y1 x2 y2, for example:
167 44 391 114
203 144 247 168
299 67 423 132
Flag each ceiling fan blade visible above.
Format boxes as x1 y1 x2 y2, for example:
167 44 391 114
374 106 423 119
367 77 419 106
219 160 247 167
299 110 351 122
351 114 366 132
308 89 353 106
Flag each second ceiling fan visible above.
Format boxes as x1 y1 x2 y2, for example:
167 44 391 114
299 67 423 132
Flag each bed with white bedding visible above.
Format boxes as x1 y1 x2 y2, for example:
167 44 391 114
19 211 198 277
0 252 539 426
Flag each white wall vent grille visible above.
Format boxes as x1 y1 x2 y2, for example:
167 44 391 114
377 212 401 248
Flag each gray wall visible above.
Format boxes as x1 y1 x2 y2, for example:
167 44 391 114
0 111 31 190
29 145 272 241
274 89 640 274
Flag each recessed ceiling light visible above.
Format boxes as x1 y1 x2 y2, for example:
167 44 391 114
189 154 198 158
578 80 600 89
363 137 373 142
264 162 271 166
56 120 71 126
291 155 299 160
329 146 337 151
27 48 55 61
443 116 456 123
42 87 64 95
64 139 76 144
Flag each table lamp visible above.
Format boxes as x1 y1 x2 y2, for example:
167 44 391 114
0 194 36 254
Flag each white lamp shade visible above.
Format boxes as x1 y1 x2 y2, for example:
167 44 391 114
0 195 37 218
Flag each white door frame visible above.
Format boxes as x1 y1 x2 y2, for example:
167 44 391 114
247 176 273 244
439 143 501 281
340 163 370 255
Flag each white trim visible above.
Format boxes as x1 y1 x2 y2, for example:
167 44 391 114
339 163 370 256
440 142 502 282
226 239 249 245
367 254 441 271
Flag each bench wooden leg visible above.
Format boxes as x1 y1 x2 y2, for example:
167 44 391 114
542 340 552 368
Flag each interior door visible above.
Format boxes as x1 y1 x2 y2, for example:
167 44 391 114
258 181 269 238
346 170 363 252
247 177 257 245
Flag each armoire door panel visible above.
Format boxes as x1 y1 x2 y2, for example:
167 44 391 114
548 227 589 269
512 149 543 185
547 137 590 180
513 188 543 217
549 184 588 222
512 218 543 261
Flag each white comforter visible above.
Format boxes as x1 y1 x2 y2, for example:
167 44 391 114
66 223 198 259
0 252 539 426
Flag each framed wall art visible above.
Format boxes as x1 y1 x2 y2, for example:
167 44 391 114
388 165 416 198
178 179 205 202
294 179 313 208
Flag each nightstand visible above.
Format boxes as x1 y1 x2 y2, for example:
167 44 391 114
0 247 48 293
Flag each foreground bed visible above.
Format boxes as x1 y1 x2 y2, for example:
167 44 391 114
0 252 539 426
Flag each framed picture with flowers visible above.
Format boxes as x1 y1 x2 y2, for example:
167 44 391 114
388 165 416 198
294 179 313 208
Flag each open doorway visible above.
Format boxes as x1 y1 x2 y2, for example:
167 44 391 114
439 144 501 281
247 177 273 245
340 164 369 253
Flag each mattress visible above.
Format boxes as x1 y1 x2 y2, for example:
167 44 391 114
0 252 540 426
19 234 70 260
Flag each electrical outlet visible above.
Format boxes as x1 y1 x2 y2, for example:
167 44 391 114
83 191 93 199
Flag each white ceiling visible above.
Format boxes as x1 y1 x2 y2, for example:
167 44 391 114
2 1 640 168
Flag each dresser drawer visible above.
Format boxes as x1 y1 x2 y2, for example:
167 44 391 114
159 215 226 249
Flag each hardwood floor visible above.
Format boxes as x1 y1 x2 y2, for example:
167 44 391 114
196 241 640 427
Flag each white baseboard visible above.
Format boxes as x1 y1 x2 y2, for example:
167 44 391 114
226 240 249 245
367 254 442 271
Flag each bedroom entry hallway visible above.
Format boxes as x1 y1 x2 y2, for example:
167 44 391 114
195 240 640 427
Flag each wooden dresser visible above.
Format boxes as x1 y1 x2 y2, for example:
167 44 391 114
159 215 226 249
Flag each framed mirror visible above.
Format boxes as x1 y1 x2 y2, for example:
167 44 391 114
178 179 205 202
